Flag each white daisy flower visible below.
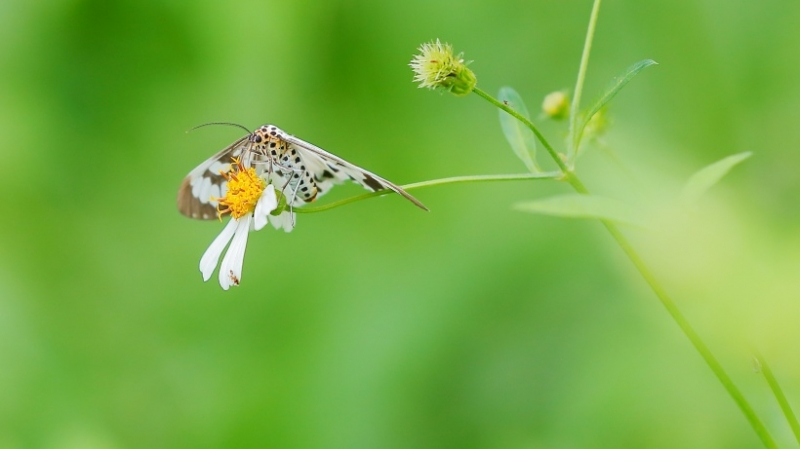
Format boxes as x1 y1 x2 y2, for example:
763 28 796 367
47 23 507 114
199 161 279 290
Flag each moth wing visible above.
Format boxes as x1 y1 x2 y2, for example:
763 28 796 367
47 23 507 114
283 134 428 211
177 135 251 220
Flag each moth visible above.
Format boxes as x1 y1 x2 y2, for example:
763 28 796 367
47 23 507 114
177 123 428 219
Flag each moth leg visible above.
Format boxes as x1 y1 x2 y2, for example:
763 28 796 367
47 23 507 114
286 167 306 217
250 159 272 181
264 157 275 177
267 159 294 188
271 162 304 226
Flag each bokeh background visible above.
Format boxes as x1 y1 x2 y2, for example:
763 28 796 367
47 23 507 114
2 0 800 448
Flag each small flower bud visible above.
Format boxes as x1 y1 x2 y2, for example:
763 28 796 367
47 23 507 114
542 91 570 120
410 39 477 96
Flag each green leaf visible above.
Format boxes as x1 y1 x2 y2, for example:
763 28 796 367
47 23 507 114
514 194 642 226
498 87 539 172
577 59 658 146
682 152 752 204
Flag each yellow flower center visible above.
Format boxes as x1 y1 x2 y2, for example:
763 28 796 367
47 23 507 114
214 158 266 220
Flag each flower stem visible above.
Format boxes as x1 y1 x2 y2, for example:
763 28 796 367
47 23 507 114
471 88 778 449
755 351 800 446
568 0 602 161
603 224 778 449
473 87 574 177
295 172 560 213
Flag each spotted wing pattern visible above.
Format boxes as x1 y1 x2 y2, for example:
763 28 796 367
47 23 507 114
178 124 428 220
177 135 250 220
280 132 428 210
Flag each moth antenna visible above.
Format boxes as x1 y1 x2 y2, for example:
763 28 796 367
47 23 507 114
187 122 252 134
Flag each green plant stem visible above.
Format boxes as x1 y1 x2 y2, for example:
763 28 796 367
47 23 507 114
603 225 777 449
472 87 778 449
473 87 585 190
295 172 559 213
568 0 602 161
475 87 567 171
755 351 800 446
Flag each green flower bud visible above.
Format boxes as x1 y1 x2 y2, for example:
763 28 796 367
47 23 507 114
542 91 570 120
410 39 477 97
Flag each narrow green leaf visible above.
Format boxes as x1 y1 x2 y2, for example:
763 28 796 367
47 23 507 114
683 152 752 204
514 194 642 226
498 87 539 172
754 352 800 447
577 59 657 147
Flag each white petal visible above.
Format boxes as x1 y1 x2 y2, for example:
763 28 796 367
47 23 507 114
199 218 238 282
253 211 267 231
268 211 296 233
218 216 251 290
253 184 278 231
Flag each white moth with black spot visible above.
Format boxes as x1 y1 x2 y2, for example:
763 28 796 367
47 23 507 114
177 124 428 220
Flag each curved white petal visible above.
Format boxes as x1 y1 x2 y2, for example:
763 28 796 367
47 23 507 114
253 184 278 231
268 211 296 233
218 216 251 290
199 218 239 282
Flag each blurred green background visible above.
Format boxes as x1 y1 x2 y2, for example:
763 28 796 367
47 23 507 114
2 0 800 448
